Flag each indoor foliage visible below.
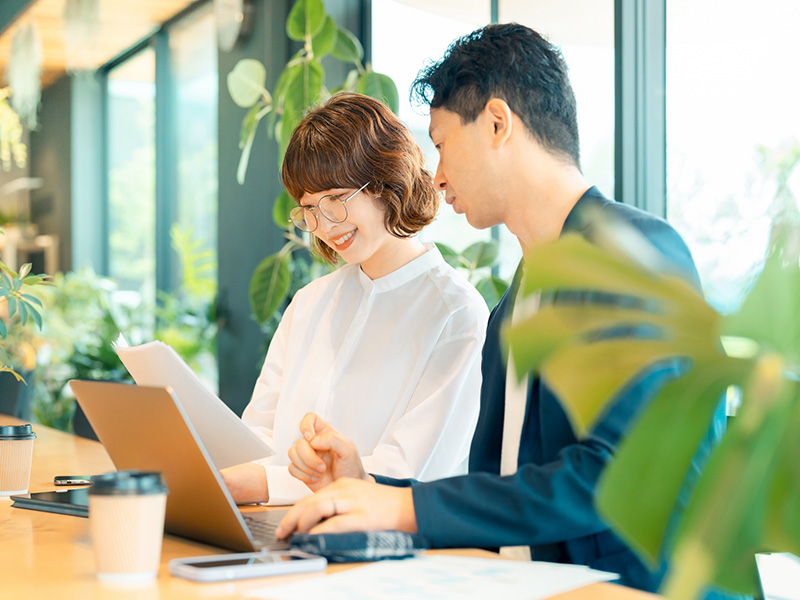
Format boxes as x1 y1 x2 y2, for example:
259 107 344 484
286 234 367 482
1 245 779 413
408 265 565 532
0 229 52 381
505 228 800 599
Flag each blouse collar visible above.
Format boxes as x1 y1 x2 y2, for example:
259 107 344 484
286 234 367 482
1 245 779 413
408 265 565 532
357 242 442 293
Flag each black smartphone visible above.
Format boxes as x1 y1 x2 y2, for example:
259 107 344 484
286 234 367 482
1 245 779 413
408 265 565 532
53 475 93 486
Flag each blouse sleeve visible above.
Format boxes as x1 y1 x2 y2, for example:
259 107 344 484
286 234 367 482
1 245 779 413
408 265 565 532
359 300 488 481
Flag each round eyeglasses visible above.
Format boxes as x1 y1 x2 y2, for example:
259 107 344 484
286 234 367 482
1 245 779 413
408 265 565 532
289 183 370 233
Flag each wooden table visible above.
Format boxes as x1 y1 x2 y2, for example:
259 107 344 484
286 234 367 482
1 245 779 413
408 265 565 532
0 418 657 599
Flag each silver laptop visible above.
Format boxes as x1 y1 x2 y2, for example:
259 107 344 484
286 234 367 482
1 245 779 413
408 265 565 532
69 379 288 552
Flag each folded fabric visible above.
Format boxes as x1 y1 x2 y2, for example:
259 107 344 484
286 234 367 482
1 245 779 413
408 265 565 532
289 530 429 563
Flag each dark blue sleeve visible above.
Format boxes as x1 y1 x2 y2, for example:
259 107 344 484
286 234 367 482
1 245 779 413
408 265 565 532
411 361 685 549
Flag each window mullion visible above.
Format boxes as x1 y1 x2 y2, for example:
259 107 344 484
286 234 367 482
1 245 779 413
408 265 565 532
614 0 666 217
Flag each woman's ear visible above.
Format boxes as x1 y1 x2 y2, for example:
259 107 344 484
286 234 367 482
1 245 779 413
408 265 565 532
484 98 514 149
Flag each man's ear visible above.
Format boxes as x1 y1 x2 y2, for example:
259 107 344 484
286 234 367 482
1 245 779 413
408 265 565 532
485 98 514 149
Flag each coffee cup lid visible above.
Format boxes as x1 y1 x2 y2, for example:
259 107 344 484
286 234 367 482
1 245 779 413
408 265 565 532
89 470 168 496
0 424 36 440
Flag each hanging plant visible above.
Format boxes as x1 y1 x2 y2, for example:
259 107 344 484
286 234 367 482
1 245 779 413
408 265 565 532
0 87 27 171
6 21 42 130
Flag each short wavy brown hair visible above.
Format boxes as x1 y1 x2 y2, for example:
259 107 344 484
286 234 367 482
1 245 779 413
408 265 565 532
281 92 438 263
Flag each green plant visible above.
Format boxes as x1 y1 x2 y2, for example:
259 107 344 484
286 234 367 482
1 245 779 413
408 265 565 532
505 229 800 599
0 228 52 382
226 0 400 330
437 241 509 307
0 86 26 172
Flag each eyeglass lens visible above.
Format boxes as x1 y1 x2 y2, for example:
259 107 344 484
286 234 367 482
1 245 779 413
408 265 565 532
290 190 356 232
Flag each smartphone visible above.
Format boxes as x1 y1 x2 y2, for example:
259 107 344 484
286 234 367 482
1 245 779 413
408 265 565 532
53 475 93 486
169 551 327 582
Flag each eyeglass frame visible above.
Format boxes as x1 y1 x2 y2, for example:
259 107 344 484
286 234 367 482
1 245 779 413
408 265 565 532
288 183 370 233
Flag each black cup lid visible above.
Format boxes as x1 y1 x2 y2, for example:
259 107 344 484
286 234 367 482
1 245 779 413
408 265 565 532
0 424 36 440
89 470 168 496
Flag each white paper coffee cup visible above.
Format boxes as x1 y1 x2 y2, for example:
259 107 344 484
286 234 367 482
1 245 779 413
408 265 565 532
0 424 36 495
89 470 169 583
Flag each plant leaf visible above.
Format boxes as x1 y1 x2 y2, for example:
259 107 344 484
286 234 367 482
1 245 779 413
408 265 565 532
249 253 292 326
669 374 797 595
462 240 499 270
273 189 295 230
332 26 364 63
356 71 399 114
597 356 751 564
237 105 262 185
0 318 6 338
435 242 460 268
723 245 800 360
227 59 269 108
539 337 709 435
286 0 325 42
311 15 337 58
475 276 502 307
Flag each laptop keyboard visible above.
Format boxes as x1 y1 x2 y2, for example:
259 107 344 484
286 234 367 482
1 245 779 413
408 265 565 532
244 514 279 541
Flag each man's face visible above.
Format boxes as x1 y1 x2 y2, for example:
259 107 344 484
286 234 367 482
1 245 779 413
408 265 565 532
429 107 504 230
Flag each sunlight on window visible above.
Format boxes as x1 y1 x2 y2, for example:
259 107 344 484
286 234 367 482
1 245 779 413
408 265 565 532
667 0 800 313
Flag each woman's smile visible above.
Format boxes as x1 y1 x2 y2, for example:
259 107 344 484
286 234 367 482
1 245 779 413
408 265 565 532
329 229 357 251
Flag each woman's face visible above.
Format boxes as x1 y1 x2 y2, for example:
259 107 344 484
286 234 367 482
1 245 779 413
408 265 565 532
300 186 399 275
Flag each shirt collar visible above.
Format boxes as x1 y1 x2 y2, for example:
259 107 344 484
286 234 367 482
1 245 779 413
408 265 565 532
357 242 441 293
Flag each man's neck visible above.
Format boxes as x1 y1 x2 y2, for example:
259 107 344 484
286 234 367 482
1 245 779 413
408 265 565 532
508 165 590 253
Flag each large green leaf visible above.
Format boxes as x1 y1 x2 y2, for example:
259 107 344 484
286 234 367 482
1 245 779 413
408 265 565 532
723 245 800 360
357 71 399 114
286 0 325 41
522 235 715 335
540 337 711 435
273 189 295 230
506 302 678 379
249 253 291 326
597 356 752 564
461 240 499 270
332 27 363 63
311 16 337 58
227 59 269 108
284 60 324 115
664 365 795 596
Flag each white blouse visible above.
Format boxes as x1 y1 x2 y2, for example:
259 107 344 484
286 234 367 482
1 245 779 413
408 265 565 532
242 243 489 505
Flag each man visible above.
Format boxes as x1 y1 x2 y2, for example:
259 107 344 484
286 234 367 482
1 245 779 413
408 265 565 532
275 23 725 593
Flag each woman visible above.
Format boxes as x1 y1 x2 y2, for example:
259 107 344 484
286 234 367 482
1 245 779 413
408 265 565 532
222 93 488 505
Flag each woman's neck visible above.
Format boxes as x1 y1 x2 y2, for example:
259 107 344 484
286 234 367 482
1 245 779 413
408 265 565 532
360 237 428 280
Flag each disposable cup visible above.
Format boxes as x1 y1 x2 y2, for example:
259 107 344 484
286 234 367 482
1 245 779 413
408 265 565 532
0 424 36 495
89 470 168 583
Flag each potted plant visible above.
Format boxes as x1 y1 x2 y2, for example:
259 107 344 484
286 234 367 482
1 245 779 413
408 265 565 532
505 222 800 599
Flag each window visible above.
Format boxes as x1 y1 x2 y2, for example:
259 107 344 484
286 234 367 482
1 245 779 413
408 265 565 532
372 0 615 280
104 3 218 387
107 48 157 311
666 0 800 312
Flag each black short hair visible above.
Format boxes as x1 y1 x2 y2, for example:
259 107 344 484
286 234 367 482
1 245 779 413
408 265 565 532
411 23 580 167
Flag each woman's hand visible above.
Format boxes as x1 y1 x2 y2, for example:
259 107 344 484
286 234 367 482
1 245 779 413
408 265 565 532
287 413 373 491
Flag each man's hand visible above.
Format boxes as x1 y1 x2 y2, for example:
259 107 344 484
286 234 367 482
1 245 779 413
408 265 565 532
275 478 417 538
219 462 269 504
287 413 372 491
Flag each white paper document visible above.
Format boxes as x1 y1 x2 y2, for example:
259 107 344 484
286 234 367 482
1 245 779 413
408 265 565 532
757 553 800 600
114 338 273 469
246 555 619 600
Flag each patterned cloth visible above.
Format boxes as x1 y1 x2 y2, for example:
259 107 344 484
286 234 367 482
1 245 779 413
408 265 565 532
290 530 429 563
